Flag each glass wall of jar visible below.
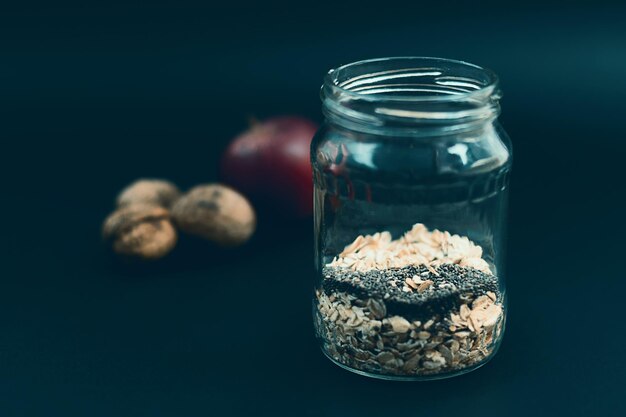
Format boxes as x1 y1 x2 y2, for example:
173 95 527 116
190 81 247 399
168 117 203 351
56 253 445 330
311 57 512 380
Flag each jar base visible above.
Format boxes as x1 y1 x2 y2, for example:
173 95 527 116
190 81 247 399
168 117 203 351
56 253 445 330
320 346 495 381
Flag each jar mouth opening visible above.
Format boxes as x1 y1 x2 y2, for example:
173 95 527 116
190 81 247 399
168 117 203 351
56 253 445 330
321 57 501 135
325 57 499 103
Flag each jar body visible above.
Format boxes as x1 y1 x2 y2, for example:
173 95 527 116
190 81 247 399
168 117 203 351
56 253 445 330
312 95 512 379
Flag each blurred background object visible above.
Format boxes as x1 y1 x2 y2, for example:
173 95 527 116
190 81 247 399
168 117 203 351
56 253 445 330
1 1 625 416
220 116 317 218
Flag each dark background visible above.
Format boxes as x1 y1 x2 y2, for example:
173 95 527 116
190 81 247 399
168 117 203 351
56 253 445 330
2 1 625 416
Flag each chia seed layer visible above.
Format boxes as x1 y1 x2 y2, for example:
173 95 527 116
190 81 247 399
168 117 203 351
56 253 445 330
322 263 500 320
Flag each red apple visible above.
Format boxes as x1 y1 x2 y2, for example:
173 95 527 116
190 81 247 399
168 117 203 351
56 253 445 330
220 116 318 217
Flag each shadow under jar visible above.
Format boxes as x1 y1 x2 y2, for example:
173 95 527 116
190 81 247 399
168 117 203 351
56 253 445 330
312 57 512 381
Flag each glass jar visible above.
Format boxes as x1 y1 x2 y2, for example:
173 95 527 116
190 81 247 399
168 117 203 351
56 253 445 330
311 57 512 380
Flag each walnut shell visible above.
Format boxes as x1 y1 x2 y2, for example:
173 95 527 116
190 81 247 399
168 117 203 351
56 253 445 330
102 204 177 259
116 179 181 208
171 184 256 247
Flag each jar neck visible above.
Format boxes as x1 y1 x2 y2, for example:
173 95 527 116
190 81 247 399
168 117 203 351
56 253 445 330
321 57 501 137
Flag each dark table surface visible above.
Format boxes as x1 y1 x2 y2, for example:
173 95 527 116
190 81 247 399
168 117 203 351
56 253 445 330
2 2 626 416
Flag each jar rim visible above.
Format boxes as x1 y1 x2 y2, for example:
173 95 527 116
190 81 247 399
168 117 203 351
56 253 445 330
321 57 502 135
324 56 500 103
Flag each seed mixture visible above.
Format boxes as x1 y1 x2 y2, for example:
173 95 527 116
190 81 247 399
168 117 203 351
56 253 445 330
314 223 504 378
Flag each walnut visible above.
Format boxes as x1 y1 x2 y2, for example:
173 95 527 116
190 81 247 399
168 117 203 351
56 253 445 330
171 184 256 247
116 179 181 208
102 204 177 259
